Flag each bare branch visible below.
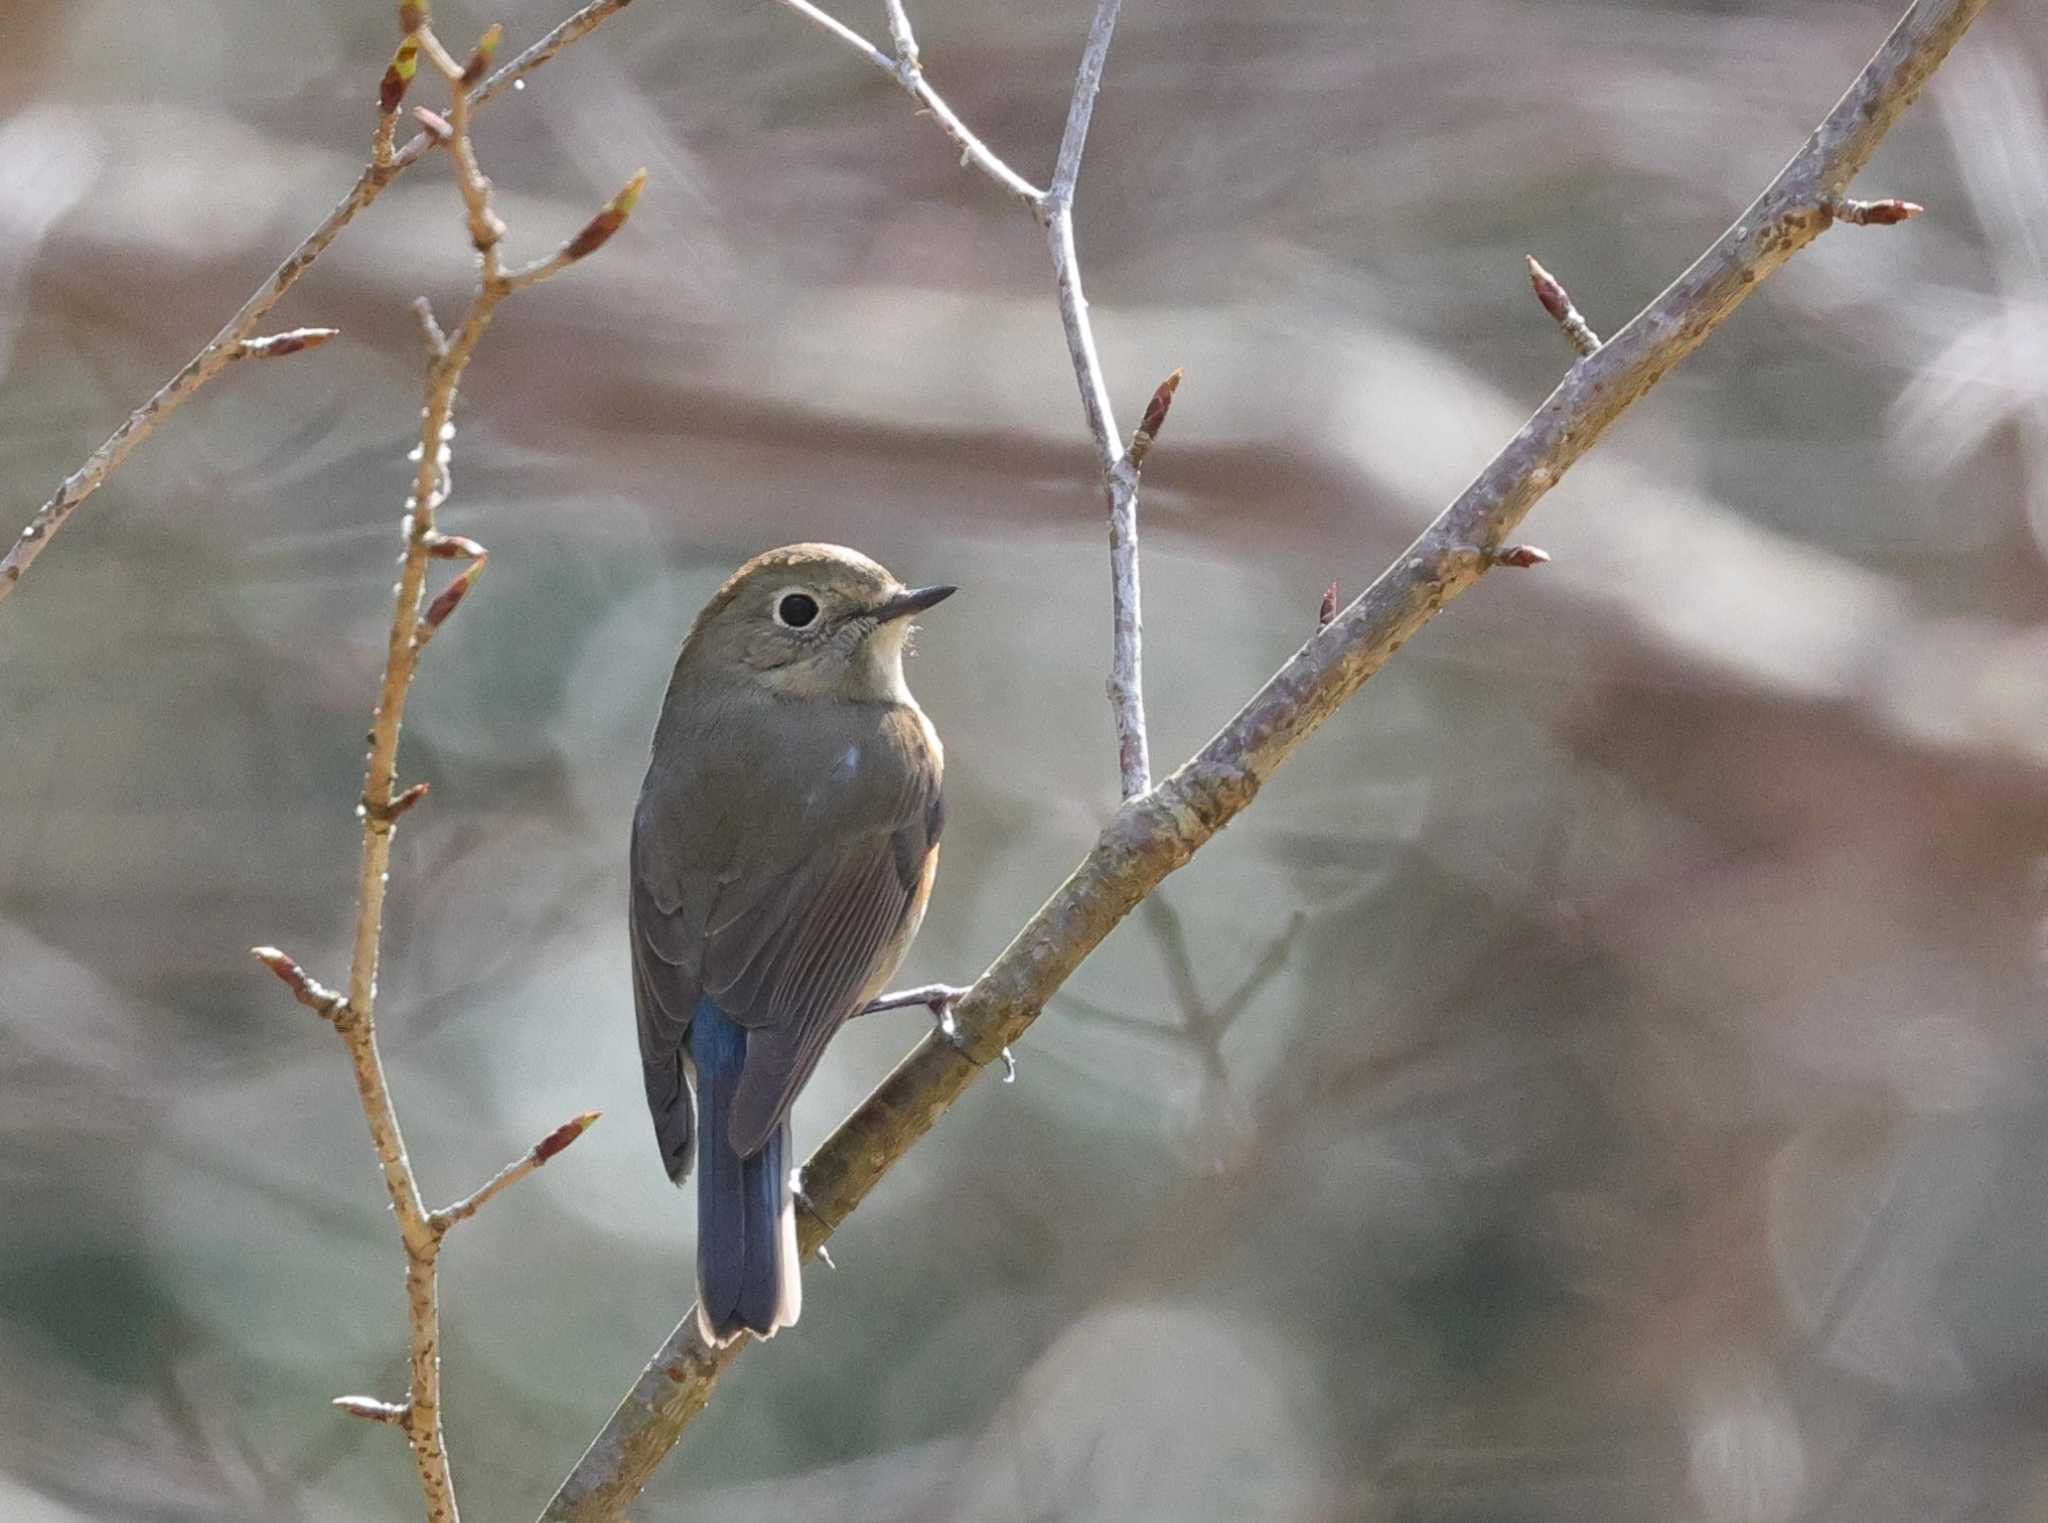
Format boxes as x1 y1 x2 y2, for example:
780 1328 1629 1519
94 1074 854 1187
414 297 450 360
1126 368 1182 469
1525 255 1602 357
1040 0 1148 797
1048 0 1122 205
1828 194 1924 224
250 946 346 1024
538 2 1988 1515
769 0 1148 793
0 0 637 606
234 327 342 360
431 1112 602 1233
506 168 651 289
335 1395 412 1425
882 0 918 66
769 0 1044 206
244 18 631 1522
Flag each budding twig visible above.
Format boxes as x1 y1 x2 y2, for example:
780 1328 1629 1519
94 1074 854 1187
1126 368 1183 470
0 0 639 607
1526 256 1602 357
540 3 1992 1513
506 168 650 290
419 556 487 642
1828 195 1923 225
377 34 422 165
335 1395 412 1425
250 947 347 1023
764 0 1148 796
234 328 341 361
432 1112 602 1232
461 23 504 88
249 16 631 1523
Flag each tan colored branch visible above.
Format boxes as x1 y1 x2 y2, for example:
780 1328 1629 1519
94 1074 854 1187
537 0 1986 1516
248 17 632 1523
0 0 637 606
433 1112 604 1232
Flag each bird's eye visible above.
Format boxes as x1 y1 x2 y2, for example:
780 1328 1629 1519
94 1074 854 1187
775 592 820 629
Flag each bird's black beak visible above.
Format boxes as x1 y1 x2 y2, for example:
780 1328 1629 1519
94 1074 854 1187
873 584 957 623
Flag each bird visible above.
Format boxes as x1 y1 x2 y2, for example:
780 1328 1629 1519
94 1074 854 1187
630 543 953 1346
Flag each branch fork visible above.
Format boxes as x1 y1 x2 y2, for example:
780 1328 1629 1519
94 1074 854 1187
540 3 1989 1515
247 11 636 1521
773 0 1157 794
0 0 638 605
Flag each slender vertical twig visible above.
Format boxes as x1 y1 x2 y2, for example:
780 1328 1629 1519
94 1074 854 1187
1039 0 1149 795
768 0 1158 794
252 15 638 1521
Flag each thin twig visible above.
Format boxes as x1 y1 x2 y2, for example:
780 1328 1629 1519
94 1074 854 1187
1828 195 1924 225
0 0 638 605
432 1112 603 1232
769 0 1153 795
249 18 634 1523
772 0 1044 206
1525 255 1603 357
538 2 1988 1515
236 327 343 361
1043 0 1150 797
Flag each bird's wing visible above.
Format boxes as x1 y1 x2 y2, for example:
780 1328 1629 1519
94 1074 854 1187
630 845 709 1183
709 738 941 1156
633 702 943 1168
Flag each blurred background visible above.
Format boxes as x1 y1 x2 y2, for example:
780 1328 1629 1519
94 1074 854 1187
3 0 2047 1518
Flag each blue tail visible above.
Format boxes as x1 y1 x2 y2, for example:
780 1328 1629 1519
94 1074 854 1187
690 1001 798 1345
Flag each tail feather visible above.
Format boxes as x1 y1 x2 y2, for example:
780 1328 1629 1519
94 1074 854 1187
691 1002 801 1346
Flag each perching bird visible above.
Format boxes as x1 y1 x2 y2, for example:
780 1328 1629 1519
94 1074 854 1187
630 544 952 1346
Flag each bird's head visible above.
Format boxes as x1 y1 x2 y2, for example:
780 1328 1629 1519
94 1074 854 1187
677 543 955 702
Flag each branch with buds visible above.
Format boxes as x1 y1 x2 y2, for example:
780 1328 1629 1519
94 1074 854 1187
539 1 1982 1517
774 0 1169 798
0 0 637 606
248 10 638 1522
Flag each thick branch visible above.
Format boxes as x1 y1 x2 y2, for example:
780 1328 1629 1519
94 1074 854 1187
0 0 637 605
538 1 1984 1516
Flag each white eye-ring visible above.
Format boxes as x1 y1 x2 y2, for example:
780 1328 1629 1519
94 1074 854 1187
774 590 821 629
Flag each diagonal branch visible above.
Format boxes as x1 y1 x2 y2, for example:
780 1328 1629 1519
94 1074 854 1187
773 0 1045 205
0 0 638 606
537 0 1985 1515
